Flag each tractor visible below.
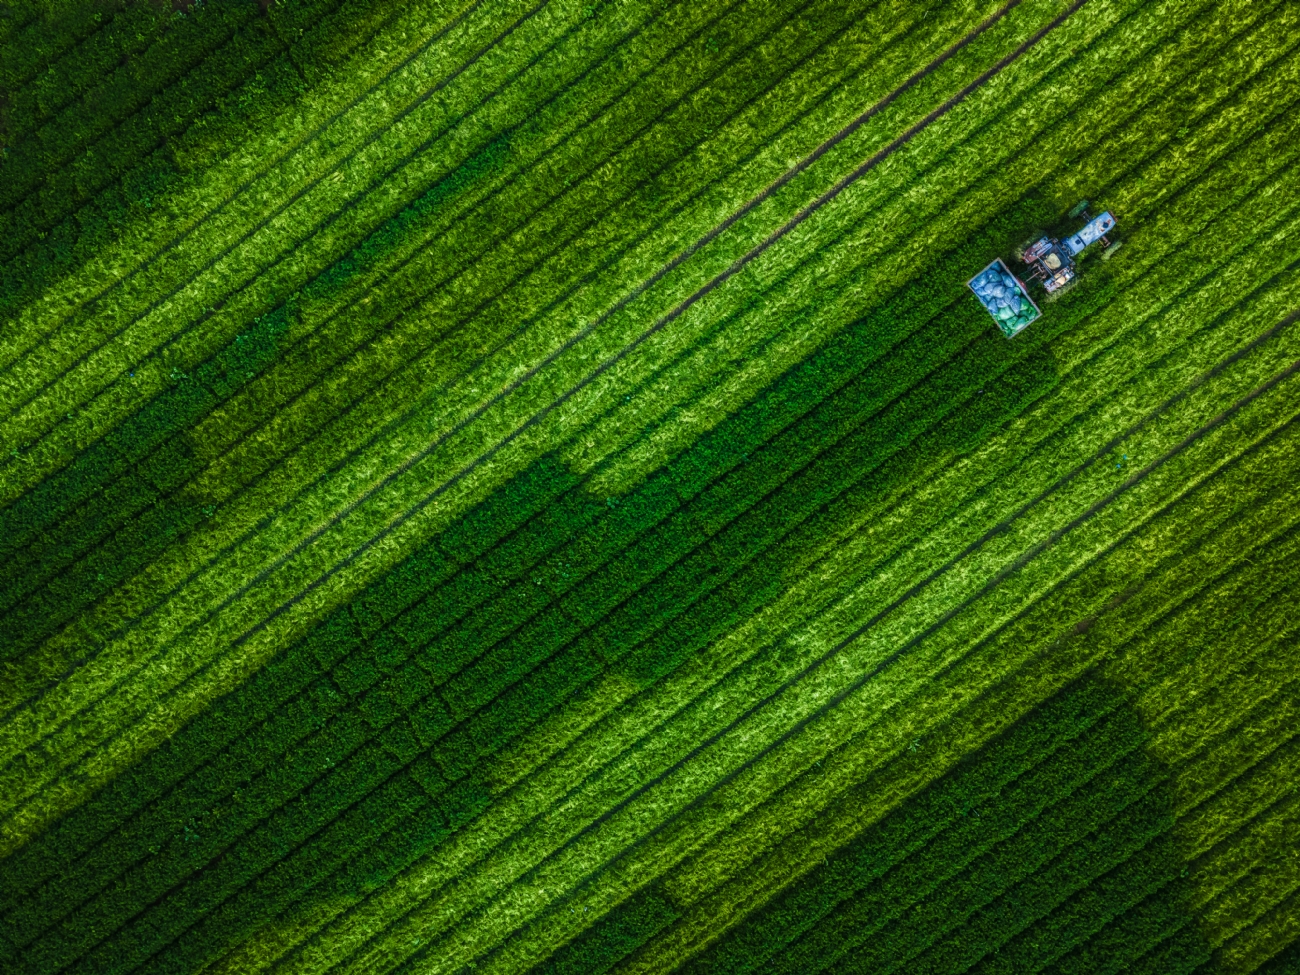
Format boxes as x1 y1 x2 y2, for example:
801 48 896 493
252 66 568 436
968 201 1120 338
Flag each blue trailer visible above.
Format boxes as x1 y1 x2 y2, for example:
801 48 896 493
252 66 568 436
968 258 1041 338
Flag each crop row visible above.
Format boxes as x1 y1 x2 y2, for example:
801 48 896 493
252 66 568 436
0 30 1289 915
0 0 931 617
0 1 126 93
0 122 1279 975
250 232 1300 972
0 1 263 215
975 699 1300 975
738 562 1300 975
5 5 1294 961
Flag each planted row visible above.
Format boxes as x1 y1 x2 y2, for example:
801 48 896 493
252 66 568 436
5 114 1289 899
2 47 1289 899
5 7 1294 961
292 239 1300 975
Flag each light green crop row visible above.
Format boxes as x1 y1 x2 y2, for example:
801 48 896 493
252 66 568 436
1190 780 1300 958
0 0 636 474
1210 871 1300 975
0 0 488 365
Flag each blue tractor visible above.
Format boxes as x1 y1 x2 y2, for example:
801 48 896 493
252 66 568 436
968 202 1119 338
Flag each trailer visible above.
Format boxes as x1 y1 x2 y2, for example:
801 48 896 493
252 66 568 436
968 258 1041 338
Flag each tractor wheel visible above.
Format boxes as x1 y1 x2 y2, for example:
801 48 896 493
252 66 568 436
1068 200 1090 220
1101 241 1124 261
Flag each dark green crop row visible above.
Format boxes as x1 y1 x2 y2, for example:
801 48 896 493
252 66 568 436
0 0 125 93
0 0 363 315
687 671 1150 975
1 3 165 143
523 886 680 975
1049 688 1300 975
0 1 262 213
997 715 1300 975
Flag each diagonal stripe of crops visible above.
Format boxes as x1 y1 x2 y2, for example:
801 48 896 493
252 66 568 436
0 0 1297 973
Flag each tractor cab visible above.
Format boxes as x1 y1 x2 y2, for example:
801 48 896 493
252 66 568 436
1021 209 1116 294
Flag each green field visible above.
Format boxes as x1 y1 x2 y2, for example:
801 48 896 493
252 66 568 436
0 0 1297 972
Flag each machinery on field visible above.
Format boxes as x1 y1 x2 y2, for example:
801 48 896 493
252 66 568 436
968 201 1120 338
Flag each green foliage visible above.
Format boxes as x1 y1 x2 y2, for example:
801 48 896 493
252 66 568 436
526 886 681 975
1 1 1298 972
